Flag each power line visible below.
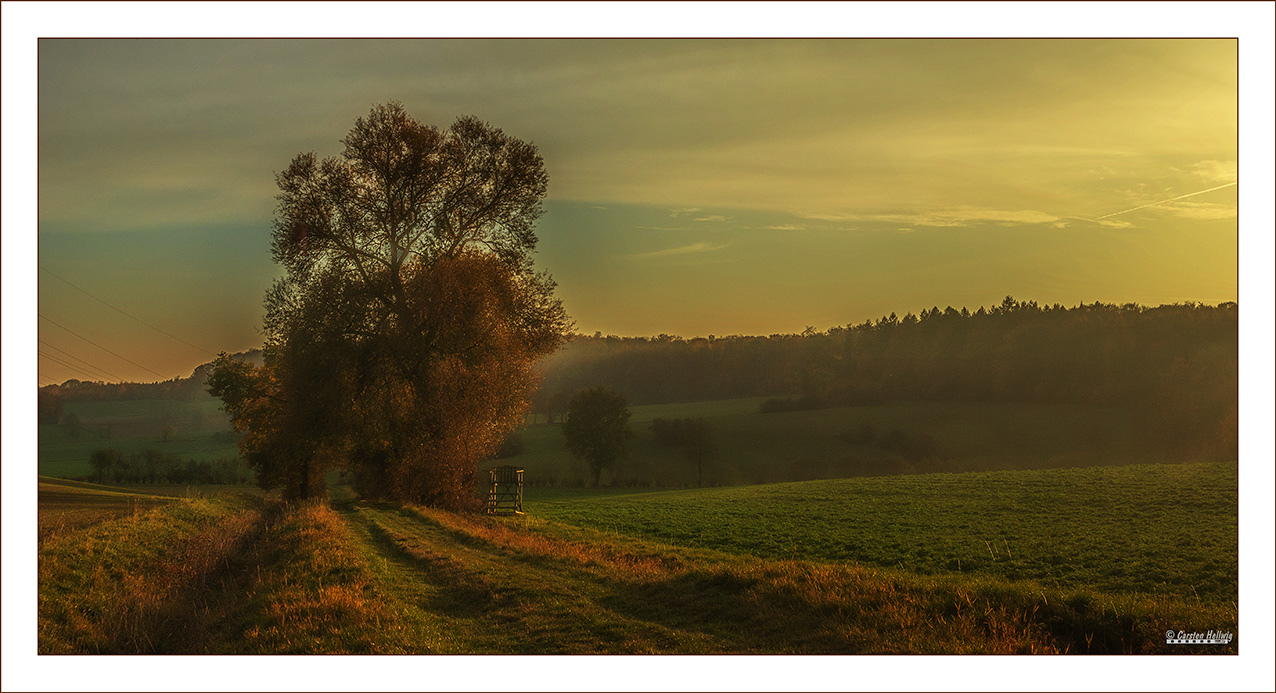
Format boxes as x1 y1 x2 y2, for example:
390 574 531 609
38 339 127 382
39 350 120 383
38 313 168 380
38 265 218 357
39 349 113 382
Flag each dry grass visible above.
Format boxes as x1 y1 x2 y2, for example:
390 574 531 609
38 495 264 653
38 482 176 543
224 501 419 654
38 491 1237 655
388 504 1237 654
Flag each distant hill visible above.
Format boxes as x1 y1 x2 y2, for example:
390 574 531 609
40 349 263 404
530 298 1237 461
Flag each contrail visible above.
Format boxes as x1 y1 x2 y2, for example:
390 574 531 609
1095 181 1237 220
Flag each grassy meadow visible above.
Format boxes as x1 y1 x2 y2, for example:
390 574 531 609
35 393 1238 655
38 397 239 478
526 461 1238 601
37 477 263 543
37 463 1237 654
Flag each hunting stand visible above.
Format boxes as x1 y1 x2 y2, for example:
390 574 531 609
485 465 523 515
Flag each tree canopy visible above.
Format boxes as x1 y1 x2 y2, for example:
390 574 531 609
562 387 633 487
210 102 571 505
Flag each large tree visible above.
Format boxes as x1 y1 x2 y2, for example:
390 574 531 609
210 102 570 505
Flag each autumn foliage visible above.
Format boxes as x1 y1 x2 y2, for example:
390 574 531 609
209 103 570 506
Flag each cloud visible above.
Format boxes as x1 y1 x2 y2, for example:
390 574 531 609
693 215 729 222
1094 182 1237 221
911 208 1062 227
1095 219 1135 229
669 208 701 217
1158 201 1238 220
843 207 1062 228
765 224 805 231
793 211 857 222
1191 160 1238 184
791 207 1065 228
632 241 730 259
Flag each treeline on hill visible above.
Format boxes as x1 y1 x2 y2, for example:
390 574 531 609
38 351 265 417
534 298 1237 460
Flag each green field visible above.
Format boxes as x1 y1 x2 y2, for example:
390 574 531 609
508 397 1162 487
526 461 1238 601
35 392 1239 654
39 397 239 478
37 462 1237 655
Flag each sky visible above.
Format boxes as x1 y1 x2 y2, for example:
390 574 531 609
17 35 1252 386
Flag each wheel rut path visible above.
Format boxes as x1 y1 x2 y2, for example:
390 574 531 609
337 503 727 654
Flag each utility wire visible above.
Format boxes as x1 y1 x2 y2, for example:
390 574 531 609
38 313 168 380
39 349 110 382
38 339 127 382
39 351 100 380
38 265 218 357
39 350 120 383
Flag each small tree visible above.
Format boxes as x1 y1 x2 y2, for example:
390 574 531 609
650 417 716 486
89 448 122 483
562 387 632 487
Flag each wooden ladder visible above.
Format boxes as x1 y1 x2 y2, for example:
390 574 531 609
486 466 523 515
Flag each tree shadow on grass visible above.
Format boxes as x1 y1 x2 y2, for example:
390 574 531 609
352 508 505 620
596 567 870 654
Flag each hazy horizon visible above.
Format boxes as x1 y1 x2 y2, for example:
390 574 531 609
26 37 1246 384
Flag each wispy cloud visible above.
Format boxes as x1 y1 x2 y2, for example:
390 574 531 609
1095 182 1237 220
1191 160 1238 184
793 211 857 222
693 215 730 222
632 241 730 259
894 208 1062 227
1157 200 1237 220
800 207 1062 228
1093 218 1135 229
669 207 701 217
765 224 805 231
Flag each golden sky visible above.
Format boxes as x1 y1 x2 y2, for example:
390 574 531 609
12 29 1259 385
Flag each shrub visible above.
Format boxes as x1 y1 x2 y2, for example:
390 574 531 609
85 448 252 485
89 449 123 483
